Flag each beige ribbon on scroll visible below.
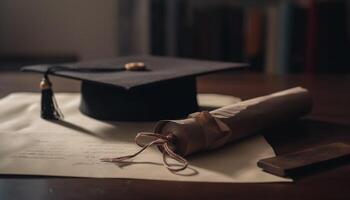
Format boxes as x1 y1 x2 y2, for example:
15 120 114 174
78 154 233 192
101 111 230 172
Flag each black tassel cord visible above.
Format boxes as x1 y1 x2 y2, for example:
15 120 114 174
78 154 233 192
40 75 63 120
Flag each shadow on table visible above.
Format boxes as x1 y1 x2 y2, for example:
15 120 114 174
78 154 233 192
264 119 350 155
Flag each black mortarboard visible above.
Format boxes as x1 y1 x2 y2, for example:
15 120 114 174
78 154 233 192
21 56 247 121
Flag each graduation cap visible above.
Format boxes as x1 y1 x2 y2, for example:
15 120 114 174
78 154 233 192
21 56 247 121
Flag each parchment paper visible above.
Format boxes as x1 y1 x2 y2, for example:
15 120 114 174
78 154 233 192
0 93 290 182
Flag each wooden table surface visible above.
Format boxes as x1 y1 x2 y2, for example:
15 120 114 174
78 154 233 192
0 71 350 200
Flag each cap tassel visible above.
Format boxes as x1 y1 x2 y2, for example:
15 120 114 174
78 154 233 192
40 76 63 120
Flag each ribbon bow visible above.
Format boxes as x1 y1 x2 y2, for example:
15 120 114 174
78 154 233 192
101 132 188 172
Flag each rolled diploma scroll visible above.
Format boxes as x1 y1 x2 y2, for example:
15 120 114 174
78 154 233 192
102 87 312 171
154 87 312 157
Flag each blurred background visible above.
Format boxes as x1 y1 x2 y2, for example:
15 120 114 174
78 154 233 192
0 0 349 74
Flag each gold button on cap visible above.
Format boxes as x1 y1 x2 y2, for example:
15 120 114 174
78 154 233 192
124 62 146 71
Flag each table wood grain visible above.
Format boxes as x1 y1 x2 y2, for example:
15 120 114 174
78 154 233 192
0 71 349 200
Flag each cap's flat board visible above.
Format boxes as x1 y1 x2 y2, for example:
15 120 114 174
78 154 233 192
22 56 247 89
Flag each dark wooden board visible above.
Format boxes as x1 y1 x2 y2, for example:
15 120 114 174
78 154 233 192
258 143 350 177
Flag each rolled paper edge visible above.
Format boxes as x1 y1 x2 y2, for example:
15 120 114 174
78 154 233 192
154 119 205 156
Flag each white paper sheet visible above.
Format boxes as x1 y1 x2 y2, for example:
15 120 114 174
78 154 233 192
0 93 290 182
